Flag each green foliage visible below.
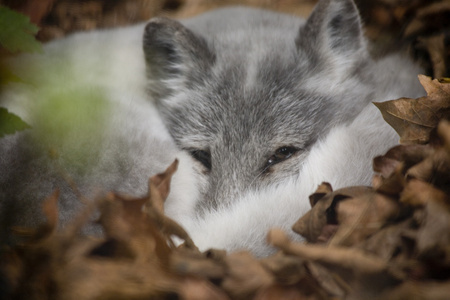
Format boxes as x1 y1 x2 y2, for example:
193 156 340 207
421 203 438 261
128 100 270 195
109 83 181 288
0 5 41 138
0 107 31 138
0 5 41 53
31 87 111 174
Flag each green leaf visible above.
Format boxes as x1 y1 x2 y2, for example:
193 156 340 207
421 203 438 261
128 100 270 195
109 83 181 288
0 5 41 53
0 107 31 138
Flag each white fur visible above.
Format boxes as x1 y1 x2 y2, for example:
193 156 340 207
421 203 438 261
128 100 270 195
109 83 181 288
167 103 401 257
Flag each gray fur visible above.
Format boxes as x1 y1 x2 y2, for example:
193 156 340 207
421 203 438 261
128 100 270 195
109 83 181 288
141 1 402 211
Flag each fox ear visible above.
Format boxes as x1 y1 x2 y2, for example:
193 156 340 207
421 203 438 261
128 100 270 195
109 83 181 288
297 0 366 60
143 17 215 99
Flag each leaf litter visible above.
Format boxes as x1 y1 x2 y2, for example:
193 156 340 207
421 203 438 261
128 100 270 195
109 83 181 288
2 76 450 299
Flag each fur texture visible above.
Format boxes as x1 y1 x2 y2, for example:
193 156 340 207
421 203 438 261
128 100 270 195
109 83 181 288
0 0 424 256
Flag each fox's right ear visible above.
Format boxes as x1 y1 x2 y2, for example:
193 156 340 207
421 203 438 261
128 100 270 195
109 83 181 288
143 17 215 100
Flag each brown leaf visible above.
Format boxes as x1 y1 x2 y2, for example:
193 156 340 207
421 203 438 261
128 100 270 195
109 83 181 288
148 159 179 214
268 229 405 297
406 148 450 192
268 229 399 276
293 186 371 243
260 251 306 285
373 155 402 179
329 191 401 247
306 262 348 297
381 280 450 300
254 283 326 300
178 277 230 300
373 144 432 177
309 182 333 207
403 2 450 38
169 249 226 280
400 179 448 207
372 164 406 196
416 197 450 258
143 160 198 250
438 119 450 153
293 186 395 245
356 218 414 261
417 34 446 79
374 75 450 144
372 143 435 195
221 251 274 299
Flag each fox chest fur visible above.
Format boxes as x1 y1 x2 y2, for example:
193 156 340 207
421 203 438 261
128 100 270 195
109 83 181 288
0 0 424 256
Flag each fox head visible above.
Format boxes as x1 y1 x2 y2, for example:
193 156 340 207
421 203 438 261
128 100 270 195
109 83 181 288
143 0 374 212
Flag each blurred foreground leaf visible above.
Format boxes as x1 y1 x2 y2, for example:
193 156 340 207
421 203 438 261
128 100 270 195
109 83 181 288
0 5 41 53
0 107 30 138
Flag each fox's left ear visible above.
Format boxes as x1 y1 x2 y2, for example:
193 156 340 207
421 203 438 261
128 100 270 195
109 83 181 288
297 0 366 61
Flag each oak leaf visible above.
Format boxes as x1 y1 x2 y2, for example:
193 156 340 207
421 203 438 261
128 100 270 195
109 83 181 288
374 75 450 144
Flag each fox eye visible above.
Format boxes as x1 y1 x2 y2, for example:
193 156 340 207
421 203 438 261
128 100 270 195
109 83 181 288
266 146 299 168
189 149 212 170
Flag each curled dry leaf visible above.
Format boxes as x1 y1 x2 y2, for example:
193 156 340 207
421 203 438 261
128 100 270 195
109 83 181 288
293 185 399 246
374 75 450 144
329 190 400 247
403 1 450 38
417 34 447 79
415 197 450 258
373 144 433 176
309 182 333 207
355 218 414 261
169 248 226 280
254 284 321 300
260 251 306 285
380 280 450 300
268 229 389 276
146 160 198 250
221 251 274 299
178 277 230 300
400 179 448 207
292 185 371 243
268 229 404 296
406 148 450 193
372 143 434 195
372 165 406 196
438 119 450 152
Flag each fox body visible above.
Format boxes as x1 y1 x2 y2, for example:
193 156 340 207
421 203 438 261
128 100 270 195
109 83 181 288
0 0 424 256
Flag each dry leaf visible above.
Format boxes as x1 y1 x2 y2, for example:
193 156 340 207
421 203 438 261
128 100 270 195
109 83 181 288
374 75 450 144
221 251 274 299
415 198 450 258
268 229 404 297
356 218 414 261
260 251 306 285
169 248 226 280
254 283 325 300
178 277 230 300
292 186 371 243
329 190 400 247
309 182 333 207
400 179 448 206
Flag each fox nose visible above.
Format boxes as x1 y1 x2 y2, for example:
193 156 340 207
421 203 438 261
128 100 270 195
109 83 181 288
202 166 253 210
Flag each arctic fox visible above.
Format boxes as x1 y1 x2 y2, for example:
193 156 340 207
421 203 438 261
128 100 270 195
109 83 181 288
0 0 424 256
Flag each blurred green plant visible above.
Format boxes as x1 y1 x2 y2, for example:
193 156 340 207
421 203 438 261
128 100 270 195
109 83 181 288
0 5 41 53
0 4 42 138
0 107 31 138
30 87 111 175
